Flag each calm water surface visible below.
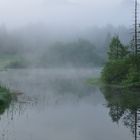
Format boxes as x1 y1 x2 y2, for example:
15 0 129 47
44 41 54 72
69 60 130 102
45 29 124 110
0 69 137 140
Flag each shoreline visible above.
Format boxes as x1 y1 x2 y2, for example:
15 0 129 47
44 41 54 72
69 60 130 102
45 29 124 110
87 77 140 89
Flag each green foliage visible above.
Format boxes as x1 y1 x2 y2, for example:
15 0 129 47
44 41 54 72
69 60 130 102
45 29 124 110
108 36 128 60
0 86 12 114
101 36 140 87
41 39 104 67
123 66 140 87
101 59 130 84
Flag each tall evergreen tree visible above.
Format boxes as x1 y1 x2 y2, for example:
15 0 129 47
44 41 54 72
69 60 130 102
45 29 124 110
108 36 128 60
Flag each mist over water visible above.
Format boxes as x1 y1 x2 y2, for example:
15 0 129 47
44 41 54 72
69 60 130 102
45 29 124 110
0 69 134 140
0 0 138 140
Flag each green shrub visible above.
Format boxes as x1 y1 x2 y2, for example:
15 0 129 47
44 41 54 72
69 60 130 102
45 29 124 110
101 59 130 84
124 67 140 84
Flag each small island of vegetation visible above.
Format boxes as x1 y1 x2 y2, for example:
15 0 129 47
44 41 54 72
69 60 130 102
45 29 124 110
101 36 140 88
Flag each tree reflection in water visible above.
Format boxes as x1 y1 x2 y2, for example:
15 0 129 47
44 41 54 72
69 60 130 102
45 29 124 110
101 87 140 140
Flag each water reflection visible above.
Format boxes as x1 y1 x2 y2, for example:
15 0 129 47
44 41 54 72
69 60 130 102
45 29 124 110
0 69 107 140
0 69 135 140
102 87 140 140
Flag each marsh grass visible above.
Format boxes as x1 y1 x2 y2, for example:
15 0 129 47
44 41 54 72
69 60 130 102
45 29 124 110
0 85 13 114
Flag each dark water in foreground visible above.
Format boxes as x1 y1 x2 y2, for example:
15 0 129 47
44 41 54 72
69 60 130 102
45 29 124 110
0 69 138 140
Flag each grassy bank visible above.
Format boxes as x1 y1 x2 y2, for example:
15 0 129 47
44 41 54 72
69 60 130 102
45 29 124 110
0 55 29 70
87 77 101 86
87 76 140 90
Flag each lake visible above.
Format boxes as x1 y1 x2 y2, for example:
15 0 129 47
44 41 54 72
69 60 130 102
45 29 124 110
0 68 137 140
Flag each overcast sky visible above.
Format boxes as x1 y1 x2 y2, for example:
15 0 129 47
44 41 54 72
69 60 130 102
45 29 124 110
0 0 139 30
